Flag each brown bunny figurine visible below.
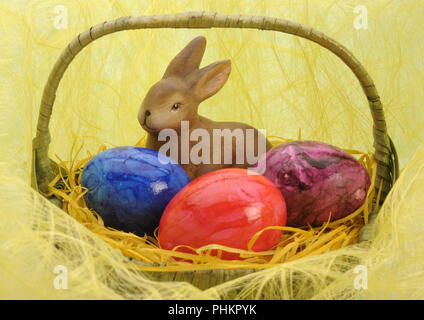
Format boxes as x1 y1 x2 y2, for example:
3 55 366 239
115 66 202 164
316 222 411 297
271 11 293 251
138 36 272 180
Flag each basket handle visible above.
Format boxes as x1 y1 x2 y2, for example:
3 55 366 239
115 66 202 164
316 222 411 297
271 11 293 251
32 11 398 203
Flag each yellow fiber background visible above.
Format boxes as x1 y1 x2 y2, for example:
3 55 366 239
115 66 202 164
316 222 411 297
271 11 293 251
0 0 423 299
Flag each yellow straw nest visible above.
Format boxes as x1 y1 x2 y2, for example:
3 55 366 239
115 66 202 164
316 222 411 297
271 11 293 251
43 134 380 273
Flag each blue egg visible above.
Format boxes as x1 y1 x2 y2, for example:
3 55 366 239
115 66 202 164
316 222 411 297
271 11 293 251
81 146 190 236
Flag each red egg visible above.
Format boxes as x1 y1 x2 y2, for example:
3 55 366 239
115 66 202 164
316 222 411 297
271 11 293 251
158 168 287 260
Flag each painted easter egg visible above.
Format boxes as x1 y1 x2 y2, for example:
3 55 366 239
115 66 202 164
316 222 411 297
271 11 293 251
253 140 371 227
81 146 190 236
158 168 287 260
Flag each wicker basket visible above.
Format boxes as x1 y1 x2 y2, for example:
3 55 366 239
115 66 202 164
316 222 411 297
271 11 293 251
31 11 399 290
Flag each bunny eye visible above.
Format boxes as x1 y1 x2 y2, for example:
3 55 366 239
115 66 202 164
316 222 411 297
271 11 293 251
171 103 181 111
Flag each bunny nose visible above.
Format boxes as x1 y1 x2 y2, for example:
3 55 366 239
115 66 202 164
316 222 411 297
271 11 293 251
145 110 151 117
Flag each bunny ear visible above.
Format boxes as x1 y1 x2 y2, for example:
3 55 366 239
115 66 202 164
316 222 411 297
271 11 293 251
191 59 231 101
163 36 207 79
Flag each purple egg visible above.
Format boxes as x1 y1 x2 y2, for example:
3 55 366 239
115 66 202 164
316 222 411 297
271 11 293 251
253 140 370 227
